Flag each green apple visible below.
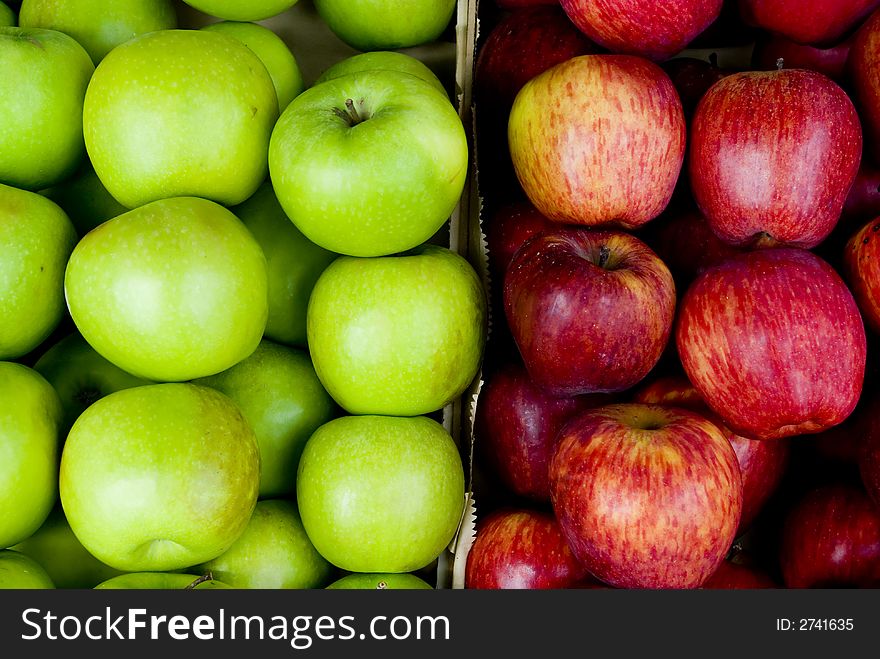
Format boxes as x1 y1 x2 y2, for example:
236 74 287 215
83 29 278 208
64 196 268 382
297 415 465 573
0 27 94 190
201 21 303 110
315 51 446 96
19 0 177 63
197 499 333 589
232 182 337 348
95 573 231 589
0 184 77 360
0 2 14 26
0 362 62 548
34 333 151 434
0 551 54 589
314 0 456 51
326 573 432 589
60 383 260 572
181 0 299 21
40 163 127 237
269 69 467 257
195 340 336 498
307 245 486 416
12 506 123 588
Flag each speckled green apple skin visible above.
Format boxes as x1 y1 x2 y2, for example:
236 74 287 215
0 184 77 360
201 21 303 110
60 383 261 572
0 27 93 191
233 183 337 348
314 0 455 51
316 51 446 96
0 2 15 26
95 573 231 589
269 70 467 257
307 245 486 416
195 341 336 498
34 333 151 434
296 415 465 573
182 0 299 21
326 572 432 589
0 551 54 588
0 363 62 549
83 29 278 209
64 196 268 382
12 506 123 588
19 0 177 63
198 499 333 589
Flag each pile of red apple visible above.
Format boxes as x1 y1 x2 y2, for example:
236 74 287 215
467 0 880 589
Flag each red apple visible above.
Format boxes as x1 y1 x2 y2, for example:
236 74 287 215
643 209 744 286
633 376 790 535
485 201 557 282
844 9 880 162
751 33 853 81
844 217 880 334
504 228 676 397
474 7 597 200
508 55 685 229
660 56 727 118
475 6 598 112
559 0 722 62
476 361 608 501
550 403 742 589
739 0 879 46
701 560 778 588
689 69 862 249
842 164 880 225
465 509 589 589
676 248 866 441
779 484 880 587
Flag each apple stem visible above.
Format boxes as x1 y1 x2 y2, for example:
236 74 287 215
185 572 215 590
754 232 780 249
708 52 718 68
776 57 784 70
344 98 363 126
597 245 611 269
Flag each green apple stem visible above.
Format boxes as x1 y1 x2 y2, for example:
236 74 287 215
185 572 215 590
344 98 363 126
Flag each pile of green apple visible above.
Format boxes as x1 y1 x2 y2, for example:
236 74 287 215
0 0 484 590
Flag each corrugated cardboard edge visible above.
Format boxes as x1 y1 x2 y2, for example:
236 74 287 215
441 0 486 591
